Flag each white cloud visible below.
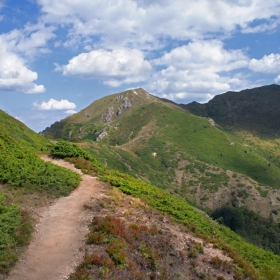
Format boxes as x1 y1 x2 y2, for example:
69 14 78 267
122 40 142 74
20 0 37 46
57 48 152 87
2 22 56 57
147 40 250 102
37 0 280 49
275 75 280 83
249 53 280 73
153 40 248 72
33 98 76 110
65 109 76 114
0 37 46 93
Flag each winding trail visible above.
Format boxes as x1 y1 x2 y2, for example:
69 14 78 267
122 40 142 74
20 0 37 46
7 156 102 280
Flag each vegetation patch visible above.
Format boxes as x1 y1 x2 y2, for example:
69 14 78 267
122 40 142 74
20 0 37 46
0 194 32 276
0 144 81 197
212 206 280 255
256 187 269 198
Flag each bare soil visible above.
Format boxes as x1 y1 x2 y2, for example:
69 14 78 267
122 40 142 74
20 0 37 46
7 156 104 280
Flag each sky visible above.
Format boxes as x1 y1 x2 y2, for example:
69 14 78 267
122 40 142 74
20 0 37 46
0 0 280 132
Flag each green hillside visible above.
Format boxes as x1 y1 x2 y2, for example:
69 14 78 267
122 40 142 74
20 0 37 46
2 105 280 279
0 110 81 275
41 87 280 219
50 141 280 280
0 109 50 151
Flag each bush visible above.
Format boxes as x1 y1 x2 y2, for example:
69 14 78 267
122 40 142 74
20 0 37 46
0 140 81 197
50 141 90 159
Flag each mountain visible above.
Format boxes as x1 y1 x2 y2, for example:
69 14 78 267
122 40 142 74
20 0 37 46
41 87 280 220
184 84 280 137
41 88 184 141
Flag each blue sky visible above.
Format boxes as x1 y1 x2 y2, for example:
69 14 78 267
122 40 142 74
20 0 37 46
0 0 280 132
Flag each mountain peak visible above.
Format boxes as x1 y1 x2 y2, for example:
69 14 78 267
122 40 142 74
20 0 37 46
40 88 162 140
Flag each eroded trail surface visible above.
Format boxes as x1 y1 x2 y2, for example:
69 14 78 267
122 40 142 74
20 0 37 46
8 156 102 280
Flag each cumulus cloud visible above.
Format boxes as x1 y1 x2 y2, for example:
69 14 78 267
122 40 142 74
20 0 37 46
2 22 56 57
147 40 250 102
0 18 57 94
57 48 152 87
0 37 46 93
154 40 248 72
36 0 280 101
33 98 76 110
249 53 280 73
37 0 280 48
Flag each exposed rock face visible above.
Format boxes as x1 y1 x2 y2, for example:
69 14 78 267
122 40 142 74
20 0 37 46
117 97 132 116
96 128 107 141
116 95 123 102
102 106 114 124
78 127 82 139
208 118 215 126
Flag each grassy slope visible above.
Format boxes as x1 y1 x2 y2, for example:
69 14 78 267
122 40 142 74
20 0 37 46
0 110 81 275
41 87 280 191
0 110 50 152
52 141 280 280
84 102 280 190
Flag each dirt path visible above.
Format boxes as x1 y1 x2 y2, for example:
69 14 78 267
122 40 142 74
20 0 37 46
7 156 102 280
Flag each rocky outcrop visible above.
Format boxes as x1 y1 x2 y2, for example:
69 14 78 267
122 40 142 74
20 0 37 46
101 106 114 124
117 97 131 116
116 95 123 102
208 118 215 126
78 127 82 139
96 128 107 141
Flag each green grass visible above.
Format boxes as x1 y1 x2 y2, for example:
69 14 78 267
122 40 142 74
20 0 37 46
80 101 280 191
41 90 280 193
0 140 81 197
0 112 84 275
145 103 280 189
0 109 50 152
0 194 32 274
256 187 269 198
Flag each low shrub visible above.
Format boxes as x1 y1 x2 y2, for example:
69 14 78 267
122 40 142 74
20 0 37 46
0 194 33 274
